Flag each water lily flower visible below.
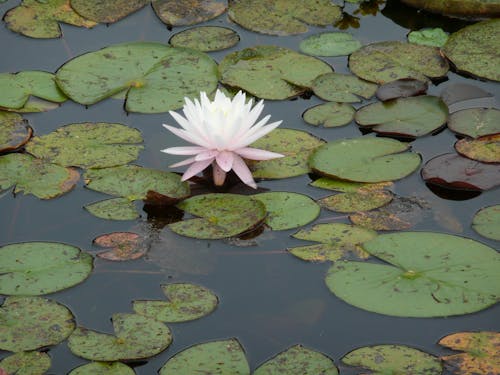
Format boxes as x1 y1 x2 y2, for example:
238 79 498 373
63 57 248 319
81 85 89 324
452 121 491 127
161 89 283 189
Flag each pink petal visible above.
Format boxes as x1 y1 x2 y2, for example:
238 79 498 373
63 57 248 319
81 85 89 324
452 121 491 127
169 157 196 168
212 162 227 186
194 150 219 161
235 147 284 160
231 154 257 189
215 151 234 172
161 146 208 155
181 159 213 181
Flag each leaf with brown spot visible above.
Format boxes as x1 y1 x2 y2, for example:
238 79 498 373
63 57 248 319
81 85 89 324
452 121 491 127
70 0 149 23
0 111 32 153
455 134 500 163
94 232 147 261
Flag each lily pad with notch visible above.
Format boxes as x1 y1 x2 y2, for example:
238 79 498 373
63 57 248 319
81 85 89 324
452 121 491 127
376 78 428 101
0 351 51 375
69 362 135 375
299 32 361 56
303 102 355 128
454 134 500 163
93 232 147 261
169 26 240 52
0 111 32 153
472 205 500 241
152 0 227 27
448 108 500 138
70 0 149 23
312 73 377 103
84 197 140 221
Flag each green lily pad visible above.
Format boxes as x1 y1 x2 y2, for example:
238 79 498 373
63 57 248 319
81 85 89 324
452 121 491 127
448 108 500 138
0 111 32 153
84 198 140 221
299 32 361 56
0 242 93 296
219 45 333 100
472 205 500 240
152 0 227 26
253 192 320 230
159 338 250 375
310 178 393 192
312 73 377 103
325 232 500 317
56 42 218 113
70 0 149 23
376 78 428 101
133 283 218 323
169 26 239 52
249 128 326 179
355 96 448 137
169 194 266 239
349 41 449 84
0 296 75 352
0 71 67 110
455 134 500 163
303 102 355 128
26 122 143 169
309 137 421 182
408 28 449 47
319 190 393 213
68 313 172 361
0 351 51 375
401 0 500 18
3 0 97 38
254 345 338 375
0 153 80 199
69 362 136 375
94 232 147 261
342 345 442 375
228 0 341 36
3 97 62 113
289 223 376 262
443 19 500 82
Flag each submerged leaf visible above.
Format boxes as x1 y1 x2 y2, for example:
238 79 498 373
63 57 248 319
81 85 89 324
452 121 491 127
94 232 147 261
299 32 361 56
0 111 32 153
376 78 428 101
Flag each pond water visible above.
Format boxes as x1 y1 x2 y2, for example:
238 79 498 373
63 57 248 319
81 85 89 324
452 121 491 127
0 0 499 373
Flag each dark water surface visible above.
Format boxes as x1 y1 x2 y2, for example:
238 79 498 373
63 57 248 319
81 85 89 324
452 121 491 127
0 1 499 373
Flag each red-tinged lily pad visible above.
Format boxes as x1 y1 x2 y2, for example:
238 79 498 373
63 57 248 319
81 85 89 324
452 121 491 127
0 296 75 352
69 362 135 375
441 84 495 114
159 339 250 374
355 96 448 137
0 351 51 375
303 102 355 128
439 331 500 375
342 345 442 375
68 313 172 361
93 232 147 261
312 73 377 103
448 108 500 138
0 111 32 153
3 0 97 38
133 283 218 323
84 197 140 221
152 0 226 26
70 0 149 23
455 134 500 163
472 205 500 241
376 78 428 101
319 190 393 213
421 153 500 191
169 26 240 52
401 0 500 18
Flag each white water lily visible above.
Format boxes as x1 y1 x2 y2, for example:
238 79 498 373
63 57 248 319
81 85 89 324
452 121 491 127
161 89 283 188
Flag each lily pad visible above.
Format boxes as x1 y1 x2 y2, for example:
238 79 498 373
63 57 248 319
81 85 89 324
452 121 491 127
84 198 139 221
310 178 393 192
253 192 320 230
70 0 149 23
455 134 500 163
355 96 448 137
0 351 51 375
376 78 428 101
152 0 226 26
26 122 143 169
349 41 449 84
0 296 75 352
448 108 500 138
443 19 500 81
56 42 219 113
401 0 500 19
325 232 500 317
249 128 326 179
319 190 393 213
288 223 376 262
299 32 361 56
169 194 266 239
133 283 218 322
159 338 250 375
228 0 341 36
312 73 377 103
0 111 32 153
3 0 97 38
441 84 496 114
69 362 136 375
254 345 338 375
342 345 442 375
309 137 421 183
68 313 172 361
94 232 147 261
303 102 355 128
0 153 79 199
472 205 500 240
439 331 500 375
408 28 448 47
219 45 333 100
3 97 62 113
169 26 240 52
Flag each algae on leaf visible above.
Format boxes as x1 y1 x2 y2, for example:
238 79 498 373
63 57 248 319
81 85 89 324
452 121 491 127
70 0 149 23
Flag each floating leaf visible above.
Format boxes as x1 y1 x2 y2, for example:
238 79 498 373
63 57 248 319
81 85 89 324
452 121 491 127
69 362 135 375
3 97 62 113
3 0 97 38
349 41 449 84
68 313 172 361
303 102 355 128
443 19 500 81
26 122 143 169
448 108 500 138
376 78 428 101
169 26 239 52
254 345 338 375
439 331 500 375
70 0 149 23
0 296 75 352
319 190 393 213
0 351 51 375
326 232 500 317
219 45 333 100
401 0 500 21
289 223 376 262
309 137 421 183
133 283 218 323
408 28 448 47
441 84 495 114
152 0 226 26
159 339 250 375
455 134 500 163
94 232 147 261
56 42 218 113
299 32 361 56
253 192 320 230
0 153 79 199
228 0 341 36
355 96 448 137
310 178 393 192
472 205 500 241
0 111 32 153
84 198 139 221
342 345 442 375
249 128 325 179
312 73 377 103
